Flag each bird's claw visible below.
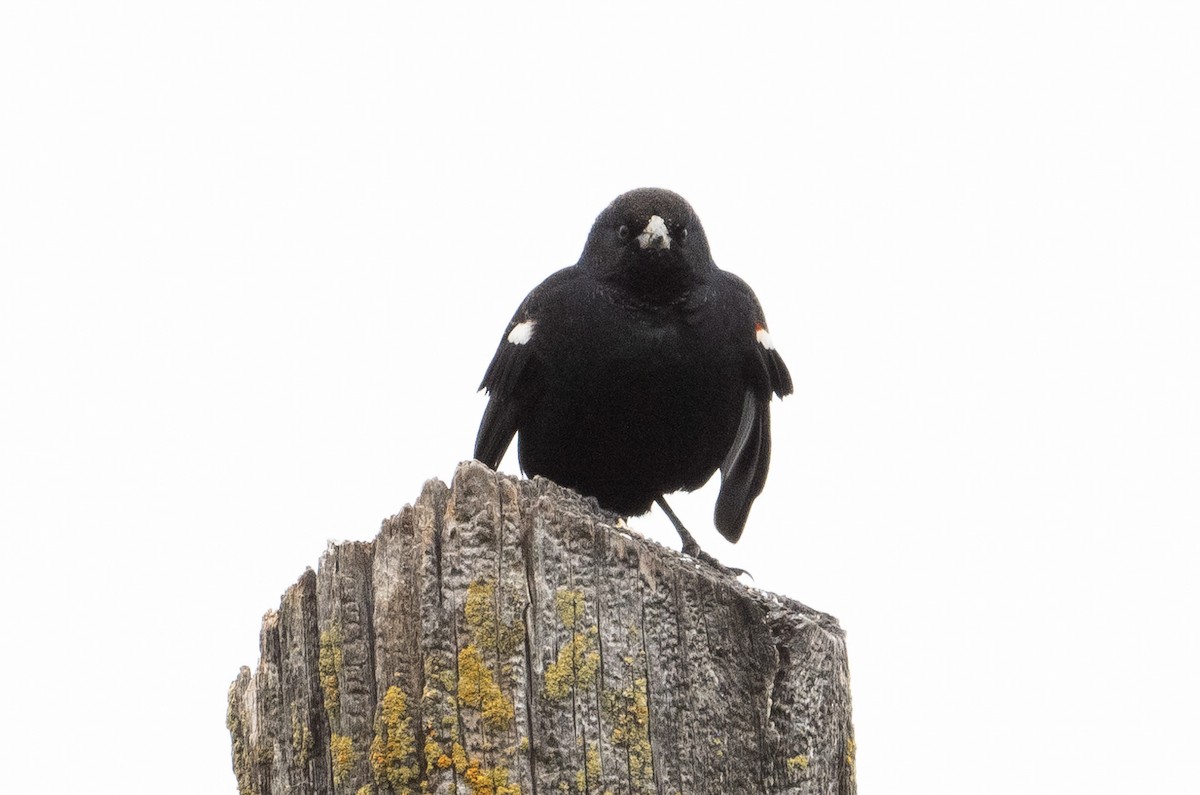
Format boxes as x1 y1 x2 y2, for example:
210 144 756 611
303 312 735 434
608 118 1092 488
681 540 749 578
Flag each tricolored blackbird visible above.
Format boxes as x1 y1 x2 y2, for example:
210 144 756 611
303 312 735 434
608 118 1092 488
475 187 792 570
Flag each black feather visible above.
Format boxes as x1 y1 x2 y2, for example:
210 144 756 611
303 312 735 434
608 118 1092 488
473 188 792 558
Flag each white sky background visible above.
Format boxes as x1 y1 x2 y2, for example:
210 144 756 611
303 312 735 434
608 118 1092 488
2 2 1197 792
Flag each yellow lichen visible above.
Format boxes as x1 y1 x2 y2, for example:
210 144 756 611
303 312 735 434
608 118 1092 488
369 686 419 793
544 588 600 701
465 580 496 640
330 734 356 787
456 579 521 736
575 744 600 792
458 644 515 731
609 676 651 782
605 643 653 790
452 742 469 774
555 588 586 629
423 732 439 773
787 754 809 773
356 787 375 795
465 579 524 657
319 625 344 717
545 628 600 700
846 736 856 780
463 762 521 795
447 579 530 794
422 726 451 776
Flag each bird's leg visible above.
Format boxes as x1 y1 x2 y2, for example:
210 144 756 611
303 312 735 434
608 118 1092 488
654 496 703 555
655 497 747 577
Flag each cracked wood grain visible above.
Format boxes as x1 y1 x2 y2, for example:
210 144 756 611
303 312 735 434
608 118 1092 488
228 461 855 795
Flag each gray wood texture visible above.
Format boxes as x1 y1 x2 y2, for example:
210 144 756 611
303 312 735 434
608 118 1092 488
228 461 855 795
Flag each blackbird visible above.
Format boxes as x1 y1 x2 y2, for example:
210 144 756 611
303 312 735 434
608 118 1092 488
475 187 792 570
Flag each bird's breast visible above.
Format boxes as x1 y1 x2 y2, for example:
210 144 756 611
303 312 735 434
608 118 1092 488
540 304 740 413
517 290 747 504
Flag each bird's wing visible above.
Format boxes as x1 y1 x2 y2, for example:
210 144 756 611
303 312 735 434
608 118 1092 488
474 315 538 469
714 389 769 542
711 273 794 542
474 268 574 468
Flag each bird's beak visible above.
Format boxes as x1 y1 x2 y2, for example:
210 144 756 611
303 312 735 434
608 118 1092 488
637 215 671 251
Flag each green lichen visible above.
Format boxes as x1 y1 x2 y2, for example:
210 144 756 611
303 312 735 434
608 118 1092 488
330 733 357 787
319 625 344 717
291 704 313 766
787 754 809 773
425 655 458 695
369 686 419 793
226 686 257 795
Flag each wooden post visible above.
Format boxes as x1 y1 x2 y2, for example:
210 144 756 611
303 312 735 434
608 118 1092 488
227 461 855 795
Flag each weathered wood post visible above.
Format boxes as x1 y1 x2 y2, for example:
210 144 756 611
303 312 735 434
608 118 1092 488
228 461 855 795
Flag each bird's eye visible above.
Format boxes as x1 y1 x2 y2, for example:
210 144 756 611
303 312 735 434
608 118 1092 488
617 224 630 240
680 227 689 241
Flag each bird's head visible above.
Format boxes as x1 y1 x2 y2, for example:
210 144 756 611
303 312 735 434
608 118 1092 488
581 188 715 302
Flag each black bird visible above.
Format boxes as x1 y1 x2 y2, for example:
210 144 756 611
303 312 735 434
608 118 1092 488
474 187 792 569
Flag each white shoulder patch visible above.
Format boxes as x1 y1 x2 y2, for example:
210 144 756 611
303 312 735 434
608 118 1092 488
507 319 535 345
755 325 775 350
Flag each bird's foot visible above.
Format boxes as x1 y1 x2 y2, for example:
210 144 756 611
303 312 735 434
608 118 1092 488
655 495 750 578
680 539 749 578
